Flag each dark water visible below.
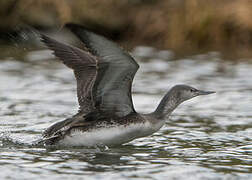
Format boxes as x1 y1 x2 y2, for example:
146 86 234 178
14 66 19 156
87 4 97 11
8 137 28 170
0 44 251 179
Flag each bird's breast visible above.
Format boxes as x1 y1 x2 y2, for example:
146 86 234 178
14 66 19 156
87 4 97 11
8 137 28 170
57 121 157 147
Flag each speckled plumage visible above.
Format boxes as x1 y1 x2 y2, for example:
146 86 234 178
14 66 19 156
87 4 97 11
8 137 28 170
39 23 215 147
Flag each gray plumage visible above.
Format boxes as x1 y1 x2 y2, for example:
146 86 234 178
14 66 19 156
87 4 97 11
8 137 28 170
39 24 215 146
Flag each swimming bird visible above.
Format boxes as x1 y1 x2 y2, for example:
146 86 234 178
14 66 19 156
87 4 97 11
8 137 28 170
39 23 215 147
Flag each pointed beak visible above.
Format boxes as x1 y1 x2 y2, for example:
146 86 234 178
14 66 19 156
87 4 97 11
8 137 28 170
197 90 216 96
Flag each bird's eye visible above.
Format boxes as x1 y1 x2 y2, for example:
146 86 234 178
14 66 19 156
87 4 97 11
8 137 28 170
190 88 196 92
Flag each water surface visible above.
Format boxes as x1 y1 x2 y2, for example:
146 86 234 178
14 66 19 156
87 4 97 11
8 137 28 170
0 45 251 179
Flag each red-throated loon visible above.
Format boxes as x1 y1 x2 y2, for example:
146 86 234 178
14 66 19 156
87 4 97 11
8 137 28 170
38 23 215 147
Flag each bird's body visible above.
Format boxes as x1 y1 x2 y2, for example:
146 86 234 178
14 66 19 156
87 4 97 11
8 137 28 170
39 24 215 147
54 114 164 147
42 112 165 146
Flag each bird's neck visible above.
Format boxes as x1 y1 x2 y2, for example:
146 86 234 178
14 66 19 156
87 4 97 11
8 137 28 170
152 91 182 120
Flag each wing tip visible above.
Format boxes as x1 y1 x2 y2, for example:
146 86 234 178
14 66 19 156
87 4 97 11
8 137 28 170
39 33 51 46
65 23 90 36
39 33 58 52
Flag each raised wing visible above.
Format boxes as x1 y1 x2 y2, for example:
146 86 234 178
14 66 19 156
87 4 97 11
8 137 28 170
42 24 139 117
41 34 97 114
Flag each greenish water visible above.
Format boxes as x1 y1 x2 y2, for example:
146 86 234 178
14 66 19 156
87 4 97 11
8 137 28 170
0 44 251 179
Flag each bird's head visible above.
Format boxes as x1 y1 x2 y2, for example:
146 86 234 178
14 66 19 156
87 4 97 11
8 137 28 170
171 84 215 103
153 84 215 119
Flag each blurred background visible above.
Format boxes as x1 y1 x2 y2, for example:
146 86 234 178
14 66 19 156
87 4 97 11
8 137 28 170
0 1 252 180
2 0 252 58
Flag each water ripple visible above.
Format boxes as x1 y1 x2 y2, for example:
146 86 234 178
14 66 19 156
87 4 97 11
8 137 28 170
0 47 252 179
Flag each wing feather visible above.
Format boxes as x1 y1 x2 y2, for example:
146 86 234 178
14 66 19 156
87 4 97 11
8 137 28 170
66 24 139 117
41 24 139 118
41 34 97 114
